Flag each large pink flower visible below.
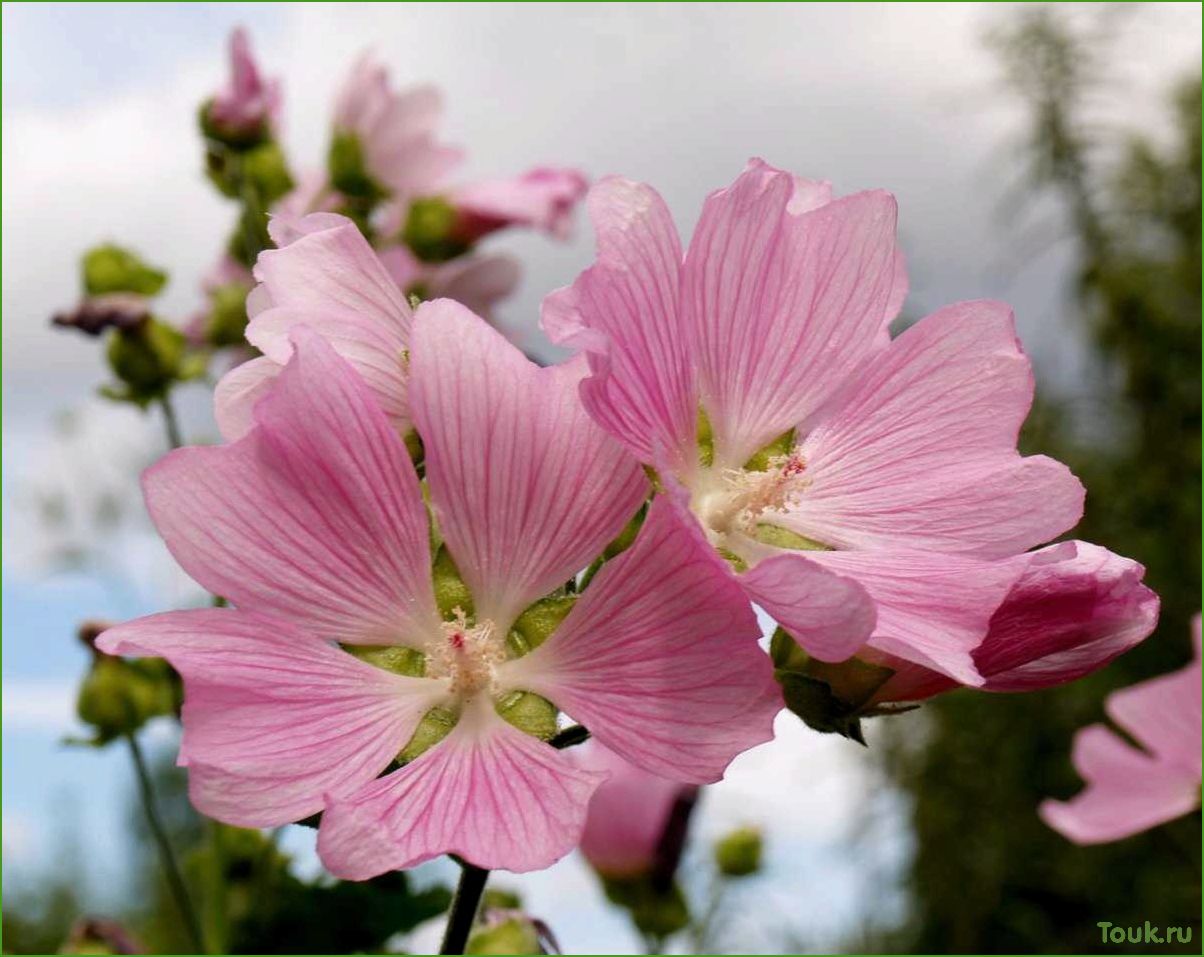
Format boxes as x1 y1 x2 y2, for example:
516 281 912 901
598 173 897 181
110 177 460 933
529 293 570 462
865 541 1159 703
1039 617 1201 844
544 160 1087 685
332 53 462 199
206 28 281 142
100 309 777 878
574 742 697 880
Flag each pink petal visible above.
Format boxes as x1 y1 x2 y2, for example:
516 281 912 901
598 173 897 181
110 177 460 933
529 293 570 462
541 177 696 470
246 307 409 430
782 300 1084 558
805 548 1023 685
974 542 1159 691
213 355 282 441
1105 641 1201 777
1040 725 1200 844
409 298 648 627
871 541 1160 702
499 498 778 783
147 328 441 646
573 741 695 878
318 701 606 876
97 610 441 827
739 551 877 663
429 254 521 320
683 159 900 466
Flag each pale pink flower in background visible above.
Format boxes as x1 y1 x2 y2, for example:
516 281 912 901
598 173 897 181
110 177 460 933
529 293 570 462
206 27 281 141
866 541 1159 703
332 53 463 198
575 742 697 880
378 243 520 322
184 254 253 346
450 167 589 241
273 169 343 220
545 160 1086 685
1039 617 1201 844
213 212 416 440
100 310 778 878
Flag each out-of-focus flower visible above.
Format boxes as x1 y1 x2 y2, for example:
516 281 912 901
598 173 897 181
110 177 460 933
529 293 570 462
576 742 697 881
100 314 777 877
59 916 144 954
53 293 150 336
75 620 177 747
546 159 1093 693
379 243 520 322
186 255 255 349
1040 617 1201 844
451 167 589 242
329 53 462 201
466 909 559 955
203 28 281 146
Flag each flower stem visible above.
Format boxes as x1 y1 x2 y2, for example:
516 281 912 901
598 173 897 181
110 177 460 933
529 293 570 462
439 860 490 955
158 394 183 449
125 732 206 953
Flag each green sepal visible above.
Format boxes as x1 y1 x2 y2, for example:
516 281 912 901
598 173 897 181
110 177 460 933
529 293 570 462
751 523 830 551
743 427 796 472
604 504 647 560
83 245 167 297
716 547 748 573
507 594 576 657
432 546 474 620
466 917 541 955
696 407 715 468
399 705 459 762
205 282 252 348
105 318 189 404
75 656 177 745
495 691 558 740
344 644 426 678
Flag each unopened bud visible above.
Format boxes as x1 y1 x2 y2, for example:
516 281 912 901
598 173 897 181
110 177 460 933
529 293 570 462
713 825 762 877
328 130 385 202
466 911 550 955
82 245 167 298
53 294 149 337
105 318 191 404
402 197 472 263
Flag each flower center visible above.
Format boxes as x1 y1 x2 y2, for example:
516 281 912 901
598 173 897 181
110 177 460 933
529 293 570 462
694 453 809 546
426 608 506 698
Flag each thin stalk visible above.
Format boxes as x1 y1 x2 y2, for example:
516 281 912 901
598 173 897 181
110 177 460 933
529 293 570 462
439 861 490 955
125 733 206 953
158 394 183 449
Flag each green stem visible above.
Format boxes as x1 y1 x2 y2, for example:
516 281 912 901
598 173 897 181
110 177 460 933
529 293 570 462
158 394 183 449
126 733 206 953
439 861 490 955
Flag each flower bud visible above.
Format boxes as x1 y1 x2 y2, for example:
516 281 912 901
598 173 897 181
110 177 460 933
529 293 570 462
402 197 471 263
105 318 191 404
328 131 385 202
200 28 280 149
82 245 167 298
203 282 252 348
76 654 176 745
52 294 149 337
467 909 558 955
713 825 762 877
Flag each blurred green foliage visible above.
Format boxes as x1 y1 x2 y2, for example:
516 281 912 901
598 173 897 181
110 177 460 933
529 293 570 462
871 8 1201 954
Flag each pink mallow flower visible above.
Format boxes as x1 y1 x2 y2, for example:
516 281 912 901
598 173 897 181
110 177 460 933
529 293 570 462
98 309 778 878
574 741 697 880
332 53 462 199
1039 617 1201 844
543 159 1088 686
378 243 520 323
206 28 281 142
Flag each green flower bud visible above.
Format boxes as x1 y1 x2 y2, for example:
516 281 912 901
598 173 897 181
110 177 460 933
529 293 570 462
466 915 542 955
105 318 190 405
602 876 690 937
328 131 386 202
204 282 251 348
403 197 472 263
239 141 294 206
713 825 762 877
83 245 167 297
495 691 558 740
76 656 176 745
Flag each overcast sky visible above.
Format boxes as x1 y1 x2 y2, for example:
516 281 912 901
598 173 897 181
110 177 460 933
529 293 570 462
2 3 1199 952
